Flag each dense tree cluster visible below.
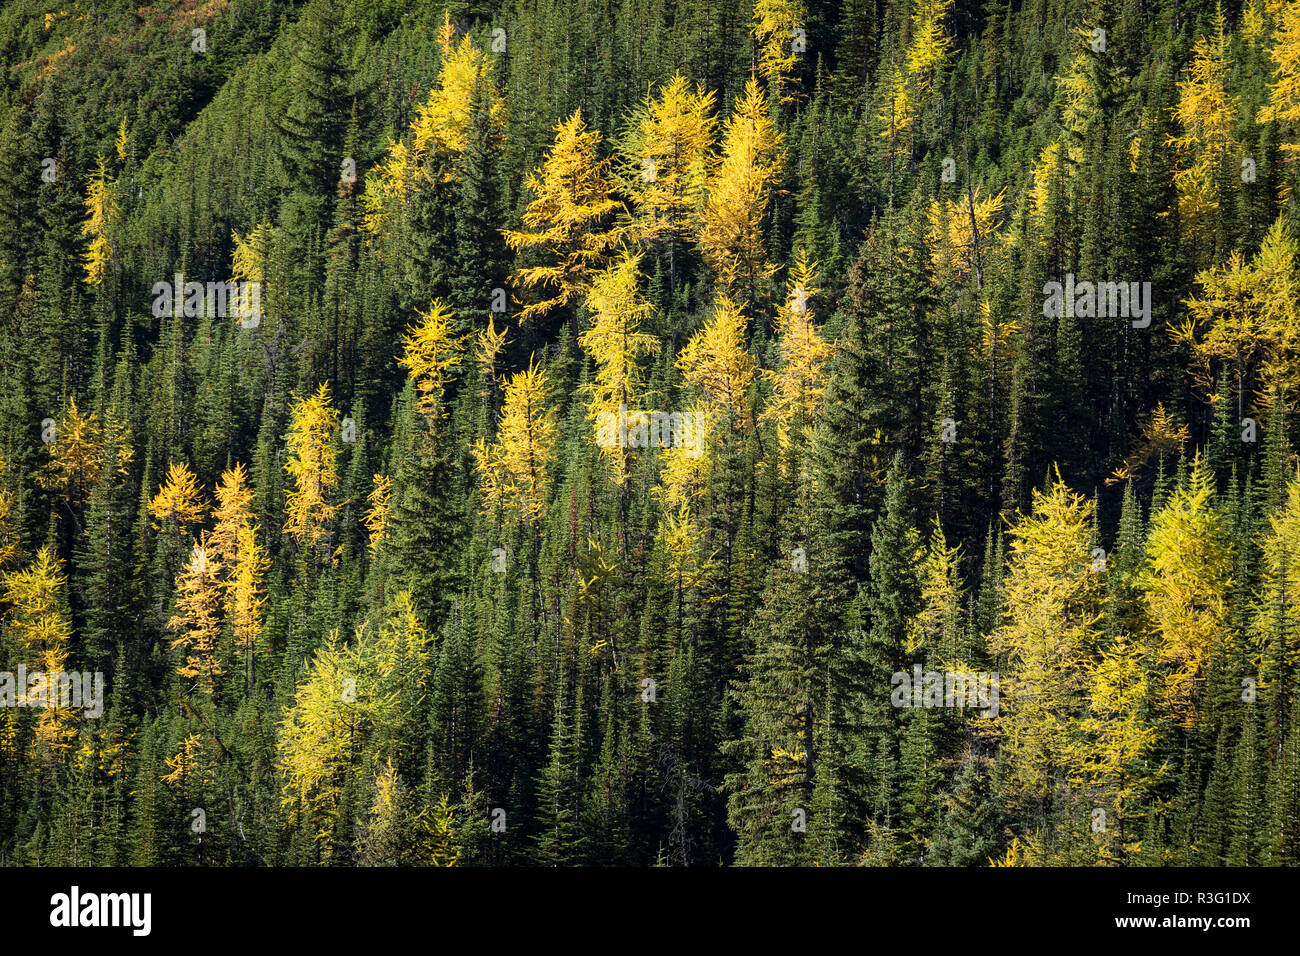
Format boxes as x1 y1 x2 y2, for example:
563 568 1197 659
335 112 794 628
1 0 1300 866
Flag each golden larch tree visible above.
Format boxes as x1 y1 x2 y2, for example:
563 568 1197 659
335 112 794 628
399 300 467 421
989 473 1103 798
2 547 78 753
1141 456 1232 728
363 474 392 555
363 15 504 237
209 462 255 569
698 79 785 300
474 358 557 522
81 155 118 287
677 293 758 416
1258 0 1300 156
283 384 341 546
167 536 225 694
1168 12 1240 253
751 0 806 103
580 251 660 484
761 249 832 449
39 400 132 505
503 110 625 322
618 74 717 256
148 461 207 530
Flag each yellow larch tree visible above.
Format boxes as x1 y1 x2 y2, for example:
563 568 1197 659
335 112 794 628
39 399 133 505
474 358 557 523
761 249 832 450
1070 634 1164 862
277 629 379 844
751 0 806 103
1259 0 1300 157
2 547 78 754
1141 456 1232 728
879 0 954 154
363 474 392 554
1174 217 1300 410
399 299 467 421
699 78 785 300
0 455 18 570
474 314 510 383
905 519 965 661
580 251 660 484
363 14 504 237
1168 11 1240 252
926 185 1006 286
167 535 225 694
503 110 625 322
231 221 273 325
148 461 207 530
278 599 429 848
114 117 129 164
1253 468 1300 699
209 463 255 569
283 384 340 547
658 294 758 581
1109 403 1190 485
989 473 1103 799
228 521 269 666
81 155 118 287
677 293 758 416
412 28 505 158
618 74 717 257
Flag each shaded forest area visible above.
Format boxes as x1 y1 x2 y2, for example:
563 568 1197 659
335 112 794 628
1 0 1300 866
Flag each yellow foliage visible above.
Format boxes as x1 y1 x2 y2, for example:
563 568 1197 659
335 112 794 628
989 473 1103 797
283 384 340 546
400 300 467 420
228 522 269 654
474 358 557 522
1028 141 1063 230
81 156 118 287
504 111 625 321
363 475 393 554
762 249 832 449
161 733 206 786
699 79 785 298
474 313 510 380
412 35 505 157
619 73 717 246
751 0 806 102
1142 457 1232 727
167 535 225 693
40 399 133 502
905 520 964 659
677 294 758 416
926 185 1006 284
115 117 129 163
878 0 954 148
2 547 77 754
278 598 429 845
1258 0 1300 155
580 251 660 484
1168 15 1240 246
1177 218 1300 408
148 461 207 529
209 463 254 569
1109 403 1189 484
364 20 503 237
0 456 18 570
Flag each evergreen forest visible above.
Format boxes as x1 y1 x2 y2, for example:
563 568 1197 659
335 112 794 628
1 0 1300 867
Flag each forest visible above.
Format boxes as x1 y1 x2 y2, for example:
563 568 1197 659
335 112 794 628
0 0 1298 867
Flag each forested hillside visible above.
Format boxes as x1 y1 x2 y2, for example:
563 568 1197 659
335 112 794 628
1 0 1299 866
